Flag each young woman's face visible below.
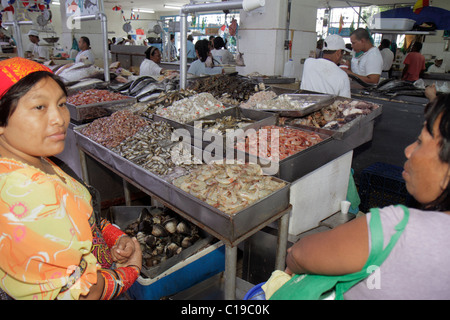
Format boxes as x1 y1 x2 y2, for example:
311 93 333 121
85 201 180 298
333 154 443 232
403 116 450 205
0 77 70 162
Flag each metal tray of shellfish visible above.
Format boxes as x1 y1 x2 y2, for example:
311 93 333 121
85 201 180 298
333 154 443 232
109 205 217 279
231 124 338 182
67 96 137 123
285 96 382 140
74 125 290 245
253 93 336 117
185 107 279 151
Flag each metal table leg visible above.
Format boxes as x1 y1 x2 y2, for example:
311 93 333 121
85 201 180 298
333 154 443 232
123 179 131 206
275 211 290 271
224 245 237 300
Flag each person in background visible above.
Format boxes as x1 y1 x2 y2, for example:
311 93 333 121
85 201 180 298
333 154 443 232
75 36 95 65
379 38 394 78
211 36 235 65
0 29 14 46
125 35 135 45
427 56 447 74
282 93 450 299
188 39 223 76
300 34 351 98
209 35 215 50
402 42 426 82
25 29 49 60
140 46 165 77
316 39 324 58
0 57 142 300
343 28 383 84
186 34 196 63
165 34 177 61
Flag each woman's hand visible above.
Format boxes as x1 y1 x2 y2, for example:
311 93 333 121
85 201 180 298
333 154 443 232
115 237 142 270
110 236 137 264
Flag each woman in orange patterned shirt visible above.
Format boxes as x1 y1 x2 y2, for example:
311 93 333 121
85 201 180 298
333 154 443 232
0 57 142 300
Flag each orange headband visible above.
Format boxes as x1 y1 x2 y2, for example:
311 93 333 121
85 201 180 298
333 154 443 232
0 57 52 98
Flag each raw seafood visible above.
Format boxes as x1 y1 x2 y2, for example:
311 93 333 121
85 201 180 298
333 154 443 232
80 110 147 148
67 89 129 106
155 92 227 123
172 163 286 215
236 125 325 161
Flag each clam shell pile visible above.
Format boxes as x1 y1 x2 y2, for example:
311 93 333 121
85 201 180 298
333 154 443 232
173 163 286 215
124 207 201 268
111 121 201 177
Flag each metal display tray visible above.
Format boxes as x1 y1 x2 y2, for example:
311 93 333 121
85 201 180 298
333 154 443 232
73 125 290 245
249 76 296 84
67 96 137 122
231 125 334 182
287 96 383 140
250 93 336 117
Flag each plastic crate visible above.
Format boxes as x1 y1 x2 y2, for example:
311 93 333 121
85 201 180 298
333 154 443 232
358 162 413 213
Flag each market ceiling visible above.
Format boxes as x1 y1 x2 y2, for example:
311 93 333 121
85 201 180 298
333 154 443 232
104 0 416 12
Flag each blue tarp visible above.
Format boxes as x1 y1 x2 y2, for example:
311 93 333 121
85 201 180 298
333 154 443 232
379 6 450 30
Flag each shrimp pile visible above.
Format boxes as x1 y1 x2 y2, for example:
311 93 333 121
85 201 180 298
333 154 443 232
155 92 227 123
172 163 286 215
236 125 325 161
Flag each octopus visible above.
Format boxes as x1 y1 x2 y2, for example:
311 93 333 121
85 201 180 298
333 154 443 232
172 163 286 215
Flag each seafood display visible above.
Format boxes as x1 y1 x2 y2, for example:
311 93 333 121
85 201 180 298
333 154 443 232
236 125 325 161
242 94 331 112
67 89 130 106
139 89 197 118
80 110 148 148
123 207 202 268
155 92 227 123
55 62 104 83
240 90 277 109
111 122 201 176
193 115 256 135
172 163 286 215
287 98 378 130
110 76 178 102
187 74 265 105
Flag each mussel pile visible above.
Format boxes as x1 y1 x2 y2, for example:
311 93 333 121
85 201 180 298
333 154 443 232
187 74 264 105
124 207 201 268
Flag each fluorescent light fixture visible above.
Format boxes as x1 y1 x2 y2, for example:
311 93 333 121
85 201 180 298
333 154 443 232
51 0 60 4
132 8 155 13
164 4 182 9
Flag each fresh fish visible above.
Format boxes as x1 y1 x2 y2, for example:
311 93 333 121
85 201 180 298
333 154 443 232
375 79 416 92
135 82 165 97
388 89 425 98
347 73 376 88
137 90 163 102
58 62 104 83
67 78 105 91
128 76 155 95
109 81 133 92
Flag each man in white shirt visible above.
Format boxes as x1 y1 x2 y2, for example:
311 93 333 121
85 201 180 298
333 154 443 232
427 57 447 73
300 34 351 98
75 36 95 65
25 30 49 60
379 38 394 78
343 28 383 84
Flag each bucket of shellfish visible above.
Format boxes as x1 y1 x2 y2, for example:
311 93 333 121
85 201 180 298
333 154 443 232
109 205 217 279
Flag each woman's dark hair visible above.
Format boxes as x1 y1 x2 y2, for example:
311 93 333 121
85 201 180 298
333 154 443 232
422 94 450 211
213 37 225 50
145 46 159 59
0 71 67 126
80 36 90 47
195 39 210 63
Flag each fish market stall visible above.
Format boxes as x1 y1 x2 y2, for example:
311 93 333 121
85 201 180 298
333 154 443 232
68 74 382 299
